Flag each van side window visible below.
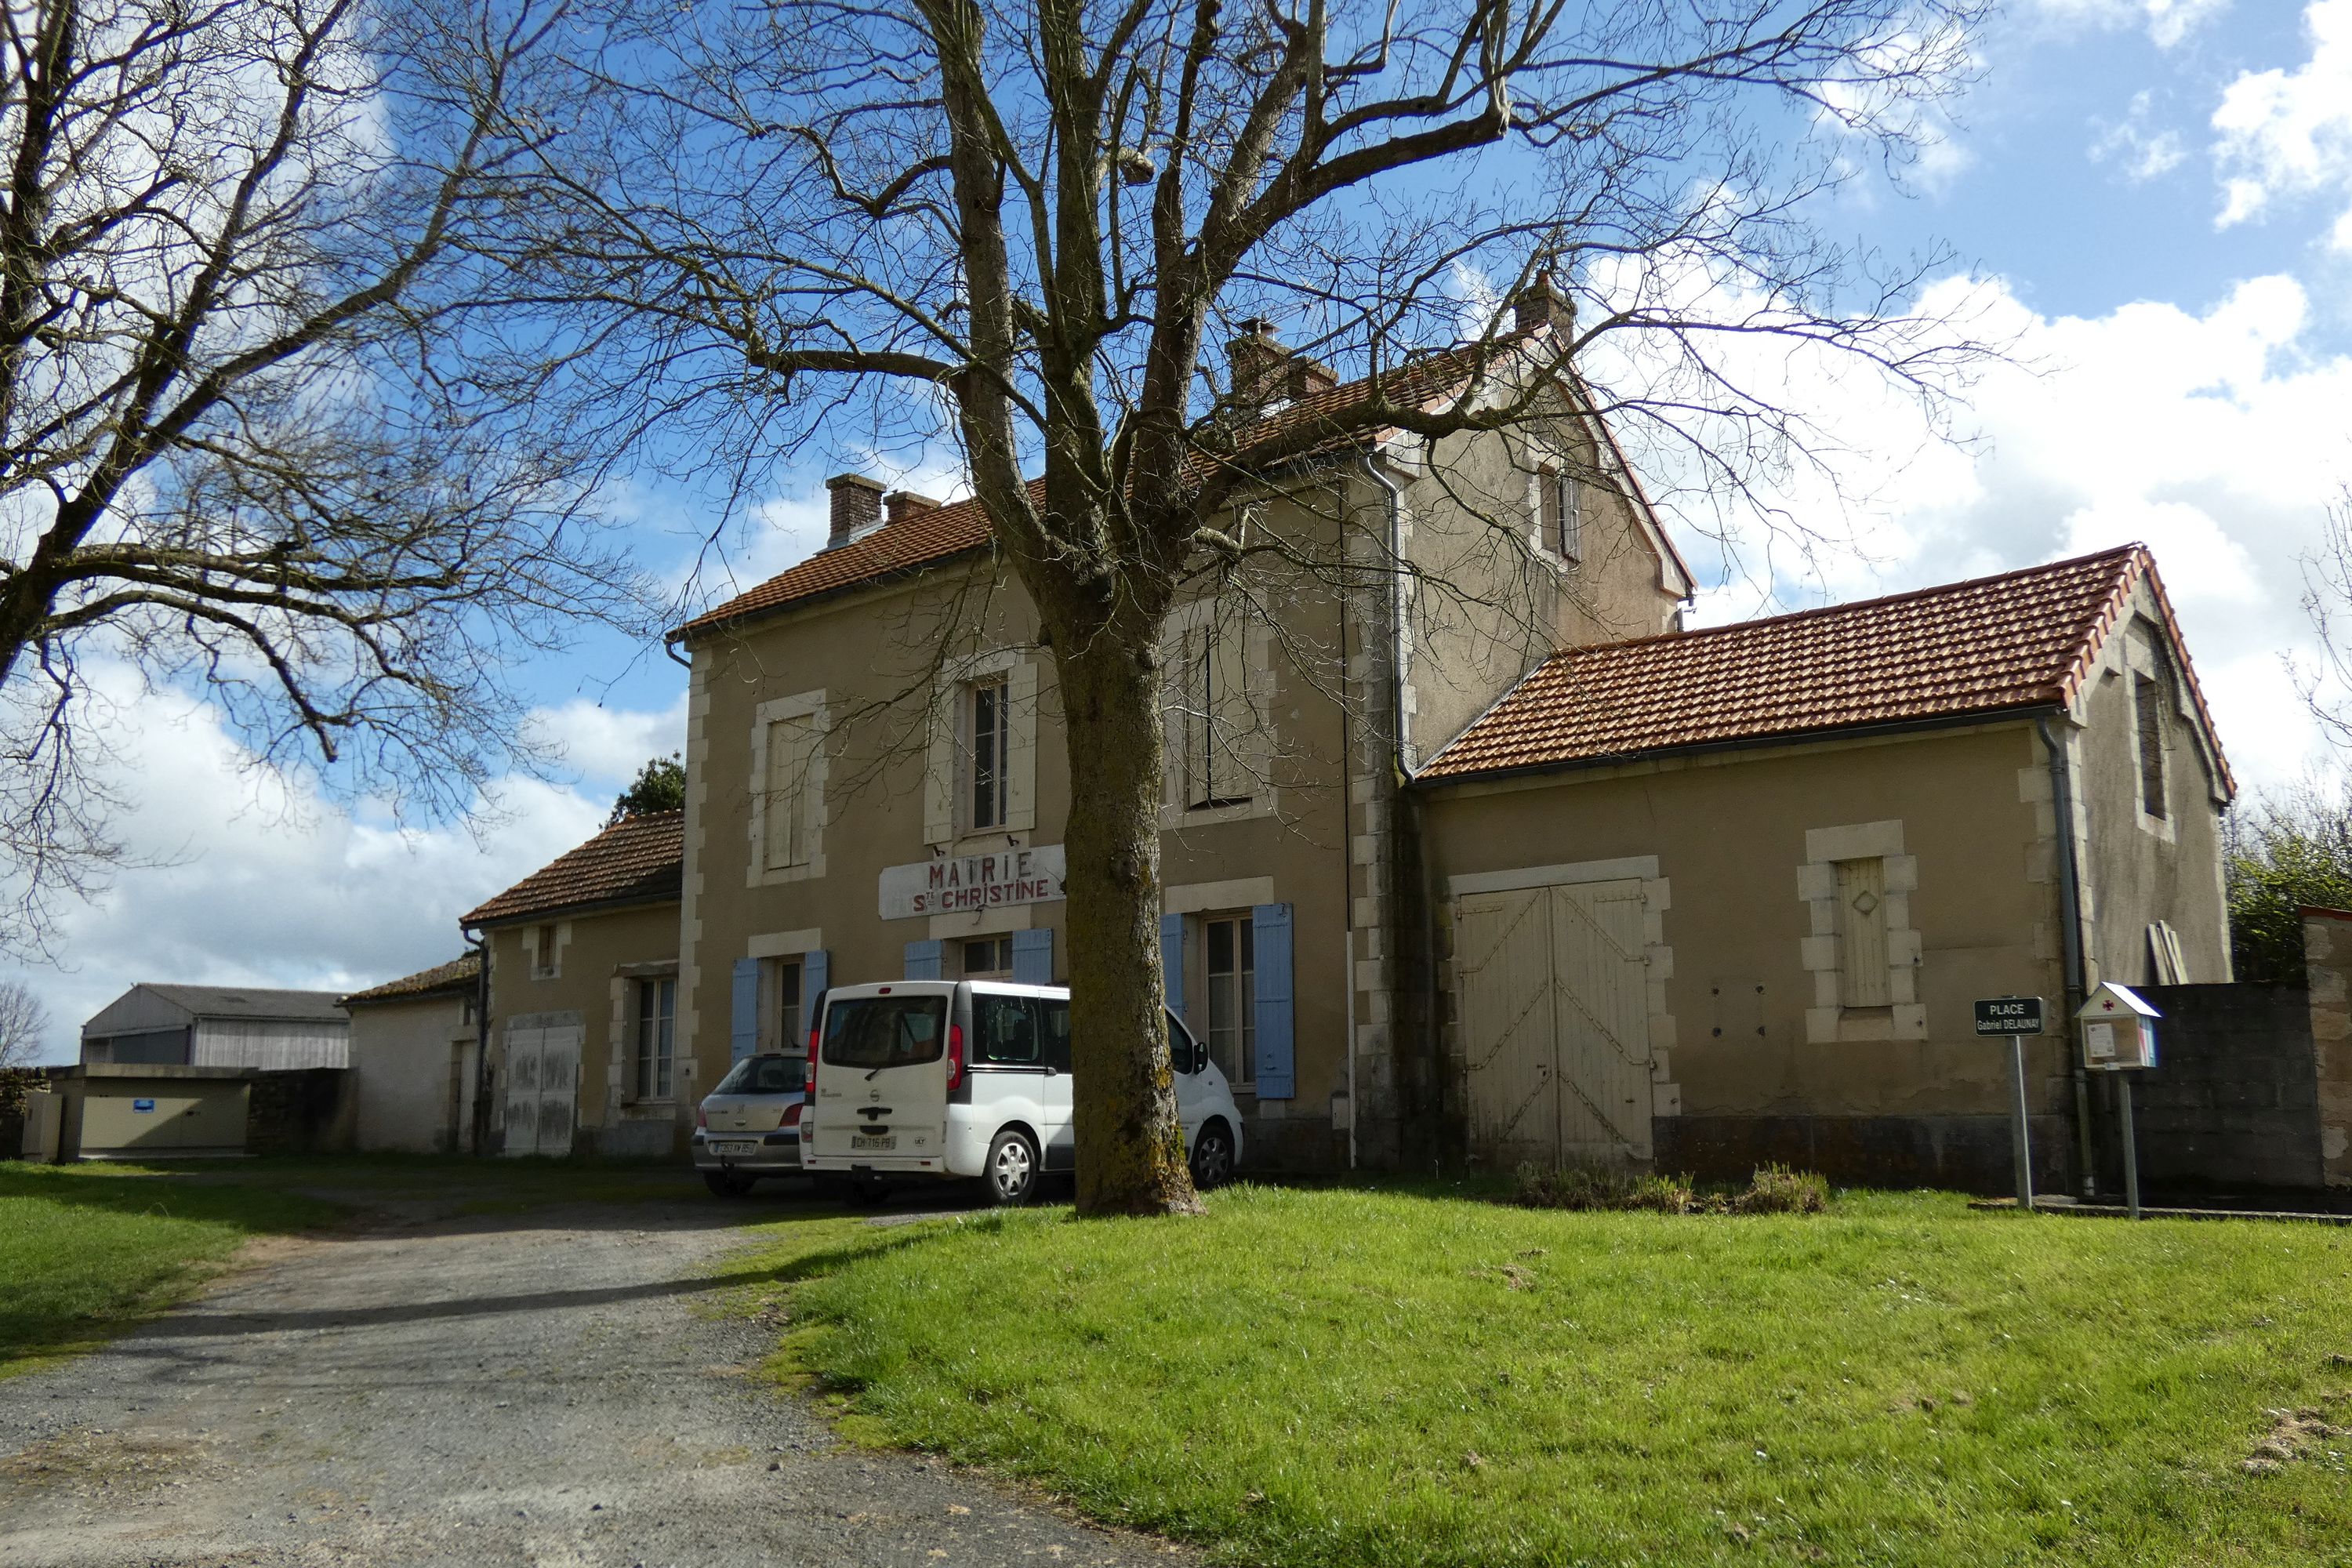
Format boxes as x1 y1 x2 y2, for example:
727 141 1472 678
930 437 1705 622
1037 1000 1073 1073
1166 1012 1196 1075
975 994 1040 1065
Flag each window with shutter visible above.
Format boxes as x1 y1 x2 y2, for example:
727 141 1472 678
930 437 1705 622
968 676 1011 829
1203 912 1256 1086
1537 459 1582 561
1179 614 1252 810
1834 858 1890 1008
764 716 815 869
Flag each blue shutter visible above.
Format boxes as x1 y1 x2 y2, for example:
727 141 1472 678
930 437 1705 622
1160 913 1186 1022
1011 927 1054 985
800 949 829 1049
1252 902 1294 1098
903 938 944 979
729 958 759 1063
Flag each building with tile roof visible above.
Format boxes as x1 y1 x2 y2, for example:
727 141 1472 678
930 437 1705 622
460 810 684 1160
341 955 482 1154
1415 543 2233 1191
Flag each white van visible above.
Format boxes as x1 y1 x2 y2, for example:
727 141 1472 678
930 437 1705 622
801 980 1244 1204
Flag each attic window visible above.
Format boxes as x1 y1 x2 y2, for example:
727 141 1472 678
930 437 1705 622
1539 463 1581 561
2134 672 2167 821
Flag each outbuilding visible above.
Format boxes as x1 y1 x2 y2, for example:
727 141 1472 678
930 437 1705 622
1415 546 2231 1190
79 984 350 1070
341 955 483 1152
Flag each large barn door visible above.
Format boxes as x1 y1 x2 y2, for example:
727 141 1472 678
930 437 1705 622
1455 888 1561 1167
500 1025 580 1158
1550 880 1654 1163
1455 879 1653 1169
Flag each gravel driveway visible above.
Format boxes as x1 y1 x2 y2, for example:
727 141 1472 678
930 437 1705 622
0 1189 1187 1567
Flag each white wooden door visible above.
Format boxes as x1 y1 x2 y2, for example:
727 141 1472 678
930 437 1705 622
500 1025 579 1158
1454 880 1653 1168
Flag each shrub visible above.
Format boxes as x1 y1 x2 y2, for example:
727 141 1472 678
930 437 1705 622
1730 1163 1829 1214
1512 1161 1830 1216
1514 1162 1695 1214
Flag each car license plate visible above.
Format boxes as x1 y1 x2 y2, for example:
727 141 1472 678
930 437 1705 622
851 1134 896 1152
712 1141 759 1157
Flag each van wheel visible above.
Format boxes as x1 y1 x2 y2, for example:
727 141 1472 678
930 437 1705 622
703 1171 755 1198
985 1129 1040 1207
1189 1121 1236 1191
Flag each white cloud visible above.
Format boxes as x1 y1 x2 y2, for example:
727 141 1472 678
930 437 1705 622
2212 0 2352 246
1638 270 2351 793
2 670 680 1065
2091 91 2187 180
2016 0 2229 47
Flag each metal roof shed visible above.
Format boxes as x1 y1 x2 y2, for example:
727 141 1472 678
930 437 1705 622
81 983 350 1071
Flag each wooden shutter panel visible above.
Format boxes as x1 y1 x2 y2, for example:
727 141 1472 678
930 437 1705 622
800 949 829 1049
903 939 944 980
1251 902 1294 1098
1160 913 1186 1021
1835 858 1890 1007
1011 927 1054 985
729 958 760 1062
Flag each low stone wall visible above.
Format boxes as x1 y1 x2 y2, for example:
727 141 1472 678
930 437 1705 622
2130 983 2323 1192
1654 1113 2072 1194
2306 909 2352 1186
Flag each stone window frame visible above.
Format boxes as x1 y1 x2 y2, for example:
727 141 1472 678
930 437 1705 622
748 688 829 887
524 920 570 981
1158 593 1276 827
924 648 1038 848
1798 820 1926 1043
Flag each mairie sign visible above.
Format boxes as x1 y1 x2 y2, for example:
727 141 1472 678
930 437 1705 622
880 844 1067 920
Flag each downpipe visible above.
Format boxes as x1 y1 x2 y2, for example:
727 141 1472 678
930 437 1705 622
2036 713 2097 1199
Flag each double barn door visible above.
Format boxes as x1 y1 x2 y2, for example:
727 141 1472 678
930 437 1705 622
1454 879 1653 1167
502 1024 582 1158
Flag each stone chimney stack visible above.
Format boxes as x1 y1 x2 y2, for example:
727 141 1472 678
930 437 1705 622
885 490 942 527
825 473 886 550
1512 270 1574 336
1227 319 1337 417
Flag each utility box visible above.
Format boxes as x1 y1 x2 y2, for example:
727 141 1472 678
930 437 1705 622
2078 982 2159 1072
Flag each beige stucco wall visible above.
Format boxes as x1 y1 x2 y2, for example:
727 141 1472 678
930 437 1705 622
1423 722 2081 1126
348 994 471 1153
485 898 680 1147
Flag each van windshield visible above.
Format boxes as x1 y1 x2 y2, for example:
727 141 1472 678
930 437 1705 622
822 996 947 1070
713 1055 805 1096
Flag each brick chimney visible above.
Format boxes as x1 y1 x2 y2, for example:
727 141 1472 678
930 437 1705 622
885 490 942 526
1512 270 1574 336
1227 319 1337 417
825 473 886 550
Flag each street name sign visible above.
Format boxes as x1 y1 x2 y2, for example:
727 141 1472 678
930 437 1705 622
1973 996 2045 1036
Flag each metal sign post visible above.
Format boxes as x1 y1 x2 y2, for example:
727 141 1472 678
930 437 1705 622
1973 996 2045 1212
2118 1075 2141 1221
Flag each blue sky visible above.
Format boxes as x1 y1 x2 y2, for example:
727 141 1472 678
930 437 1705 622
10 0 2352 1059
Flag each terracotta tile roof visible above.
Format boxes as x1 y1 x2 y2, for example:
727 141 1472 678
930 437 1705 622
460 811 684 927
342 953 481 1007
670 328 1697 638
1419 545 2232 793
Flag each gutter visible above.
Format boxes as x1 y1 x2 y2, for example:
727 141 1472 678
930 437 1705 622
1413 703 2069 792
2034 712 2098 1200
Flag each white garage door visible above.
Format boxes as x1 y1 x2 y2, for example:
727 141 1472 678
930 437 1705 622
1454 880 1653 1167
501 1025 581 1158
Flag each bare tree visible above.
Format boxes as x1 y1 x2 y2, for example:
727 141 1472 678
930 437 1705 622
0 978 48 1065
539 0 1993 1214
0 0 654 956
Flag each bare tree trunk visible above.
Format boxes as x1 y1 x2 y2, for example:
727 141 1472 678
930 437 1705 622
1056 626 1201 1217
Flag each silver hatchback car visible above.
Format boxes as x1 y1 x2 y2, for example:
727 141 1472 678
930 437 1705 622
692 1052 807 1196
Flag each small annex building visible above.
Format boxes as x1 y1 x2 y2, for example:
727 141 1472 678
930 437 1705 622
80 984 350 1070
340 955 482 1153
460 811 684 1159
1415 545 2232 1189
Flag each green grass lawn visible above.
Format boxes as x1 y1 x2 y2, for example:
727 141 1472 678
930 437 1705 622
737 1184 2352 1568
0 1162 345 1376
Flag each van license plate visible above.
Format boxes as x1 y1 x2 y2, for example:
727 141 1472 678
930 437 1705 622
851 1134 896 1151
713 1141 759 1157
